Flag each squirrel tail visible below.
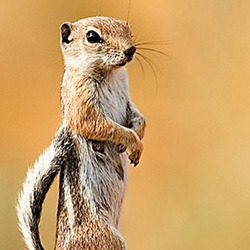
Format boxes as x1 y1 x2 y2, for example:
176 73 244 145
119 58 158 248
17 144 60 250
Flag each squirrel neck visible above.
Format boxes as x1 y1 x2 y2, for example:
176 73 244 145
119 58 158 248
60 66 127 122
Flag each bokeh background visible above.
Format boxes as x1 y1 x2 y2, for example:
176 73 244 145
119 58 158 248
1 0 250 249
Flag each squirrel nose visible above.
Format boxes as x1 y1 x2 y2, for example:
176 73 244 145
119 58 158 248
124 46 136 58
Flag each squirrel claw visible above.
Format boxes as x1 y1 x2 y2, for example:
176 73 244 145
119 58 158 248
133 162 139 167
129 152 140 167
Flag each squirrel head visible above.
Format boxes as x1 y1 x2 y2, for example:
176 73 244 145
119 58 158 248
60 16 136 73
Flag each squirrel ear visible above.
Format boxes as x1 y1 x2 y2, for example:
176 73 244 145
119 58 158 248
60 22 73 44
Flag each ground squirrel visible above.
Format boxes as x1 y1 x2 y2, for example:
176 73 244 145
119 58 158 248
17 16 146 250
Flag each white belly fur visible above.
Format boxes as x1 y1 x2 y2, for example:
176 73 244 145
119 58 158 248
77 67 129 227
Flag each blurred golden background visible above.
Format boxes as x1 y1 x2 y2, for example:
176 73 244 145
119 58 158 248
1 0 250 249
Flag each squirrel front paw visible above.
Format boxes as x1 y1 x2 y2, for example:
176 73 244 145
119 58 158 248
127 130 143 166
128 150 141 167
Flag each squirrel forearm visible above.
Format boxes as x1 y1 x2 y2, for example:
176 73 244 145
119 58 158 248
69 103 137 147
63 79 139 147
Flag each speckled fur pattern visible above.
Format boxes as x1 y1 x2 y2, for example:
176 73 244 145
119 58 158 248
17 16 145 250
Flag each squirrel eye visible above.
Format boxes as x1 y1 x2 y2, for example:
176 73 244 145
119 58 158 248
86 31 104 43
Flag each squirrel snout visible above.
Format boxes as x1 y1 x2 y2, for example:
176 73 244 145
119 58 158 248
124 46 136 59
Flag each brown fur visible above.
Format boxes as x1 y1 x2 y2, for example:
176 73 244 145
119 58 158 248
61 70 144 166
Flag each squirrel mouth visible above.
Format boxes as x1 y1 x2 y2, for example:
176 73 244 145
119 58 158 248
117 61 127 67
116 57 133 67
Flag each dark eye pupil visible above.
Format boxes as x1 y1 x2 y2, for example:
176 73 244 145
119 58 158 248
86 31 103 43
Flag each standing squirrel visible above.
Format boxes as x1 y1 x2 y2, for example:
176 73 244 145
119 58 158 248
17 16 146 250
